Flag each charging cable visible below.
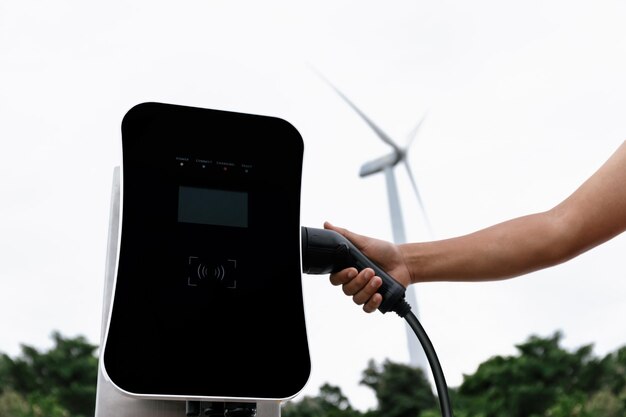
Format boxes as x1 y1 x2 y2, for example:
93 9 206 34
402 306 454 417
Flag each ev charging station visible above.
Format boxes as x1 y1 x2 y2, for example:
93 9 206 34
95 102 453 417
95 102 311 417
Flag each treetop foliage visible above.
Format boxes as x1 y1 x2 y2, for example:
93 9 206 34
0 332 98 417
283 331 626 417
1 330 625 417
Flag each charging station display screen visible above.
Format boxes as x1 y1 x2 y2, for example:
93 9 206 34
104 102 310 401
178 186 248 227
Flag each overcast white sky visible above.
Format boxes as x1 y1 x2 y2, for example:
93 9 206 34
2 0 626 412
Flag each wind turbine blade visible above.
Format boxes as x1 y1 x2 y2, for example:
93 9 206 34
403 160 434 238
406 111 428 150
310 68 401 153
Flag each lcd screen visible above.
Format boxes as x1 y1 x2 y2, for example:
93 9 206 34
178 186 248 227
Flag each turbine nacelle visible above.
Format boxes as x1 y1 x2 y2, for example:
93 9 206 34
359 150 404 177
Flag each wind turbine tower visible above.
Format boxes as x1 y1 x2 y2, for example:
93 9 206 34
316 70 432 375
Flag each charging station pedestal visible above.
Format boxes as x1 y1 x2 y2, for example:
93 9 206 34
95 103 311 417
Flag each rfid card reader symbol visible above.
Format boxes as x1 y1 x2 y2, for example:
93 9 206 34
187 256 237 288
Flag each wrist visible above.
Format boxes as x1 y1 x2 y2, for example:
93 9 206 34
399 243 422 285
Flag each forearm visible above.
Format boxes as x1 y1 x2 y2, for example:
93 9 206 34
403 141 626 284
401 209 579 283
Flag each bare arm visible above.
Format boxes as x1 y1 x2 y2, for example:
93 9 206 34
326 140 626 312
406 140 626 283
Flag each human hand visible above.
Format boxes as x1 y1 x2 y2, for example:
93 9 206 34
323 221 411 313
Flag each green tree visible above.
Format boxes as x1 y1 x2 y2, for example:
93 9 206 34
0 390 29 417
583 388 626 417
0 332 98 417
597 346 626 396
458 331 605 417
360 359 437 417
282 383 362 417
280 331 626 417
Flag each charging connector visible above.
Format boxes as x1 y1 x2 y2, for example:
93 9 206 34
301 227 409 316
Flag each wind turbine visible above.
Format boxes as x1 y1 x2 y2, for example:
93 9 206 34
315 69 433 374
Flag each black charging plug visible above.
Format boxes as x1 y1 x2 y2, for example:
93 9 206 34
301 226 411 317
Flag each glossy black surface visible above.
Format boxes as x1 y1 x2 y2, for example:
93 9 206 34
104 102 310 399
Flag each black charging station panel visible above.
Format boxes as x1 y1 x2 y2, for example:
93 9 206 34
103 102 310 400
